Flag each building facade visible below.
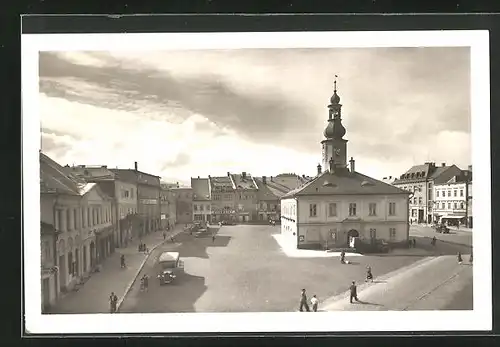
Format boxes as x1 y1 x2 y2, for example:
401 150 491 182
209 174 236 223
231 172 259 222
433 167 473 227
40 153 114 310
392 162 463 224
160 184 177 230
280 80 410 250
67 165 138 248
191 177 212 223
111 162 161 237
174 187 193 225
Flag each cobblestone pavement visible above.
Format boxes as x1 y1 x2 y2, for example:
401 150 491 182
119 224 442 313
322 254 472 311
47 226 184 314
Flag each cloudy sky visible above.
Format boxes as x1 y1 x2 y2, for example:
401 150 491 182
39 47 471 186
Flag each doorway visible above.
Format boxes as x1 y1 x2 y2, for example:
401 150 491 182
58 254 66 291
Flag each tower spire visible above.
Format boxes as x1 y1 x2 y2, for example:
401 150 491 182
334 74 338 92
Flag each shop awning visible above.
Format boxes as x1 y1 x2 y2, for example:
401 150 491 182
442 215 465 219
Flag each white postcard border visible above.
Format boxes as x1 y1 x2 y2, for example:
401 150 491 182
22 30 491 334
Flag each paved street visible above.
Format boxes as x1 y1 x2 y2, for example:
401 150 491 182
409 224 472 247
46 227 183 314
323 255 472 311
118 224 467 313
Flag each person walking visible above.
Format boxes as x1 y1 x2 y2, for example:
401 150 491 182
349 281 359 303
340 250 346 264
457 252 463 265
120 254 126 269
109 292 118 313
163 231 166 240
310 295 319 312
413 238 417 248
431 236 437 246
212 234 216 243
143 274 149 292
365 266 373 282
299 289 310 312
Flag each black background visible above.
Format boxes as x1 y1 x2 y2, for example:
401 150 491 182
2 1 500 346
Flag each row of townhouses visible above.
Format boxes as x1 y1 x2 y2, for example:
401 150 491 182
172 172 311 225
386 162 473 227
40 153 177 312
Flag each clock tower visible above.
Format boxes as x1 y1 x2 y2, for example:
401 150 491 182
321 76 348 172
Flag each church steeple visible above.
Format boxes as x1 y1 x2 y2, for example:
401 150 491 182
321 75 349 172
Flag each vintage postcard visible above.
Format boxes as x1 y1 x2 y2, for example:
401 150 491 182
22 30 491 334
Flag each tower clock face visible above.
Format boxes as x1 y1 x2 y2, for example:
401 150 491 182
333 148 341 156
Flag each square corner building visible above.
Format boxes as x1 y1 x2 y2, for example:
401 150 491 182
280 79 411 250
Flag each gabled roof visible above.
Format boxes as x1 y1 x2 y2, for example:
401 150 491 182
209 176 234 189
282 169 409 198
110 168 161 186
254 178 281 200
191 178 211 201
67 165 116 180
231 173 258 190
393 163 435 183
40 152 95 196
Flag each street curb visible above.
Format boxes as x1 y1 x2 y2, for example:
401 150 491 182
116 228 184 311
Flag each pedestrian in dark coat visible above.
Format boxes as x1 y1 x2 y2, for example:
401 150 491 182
109 292 118 313
349 281 359 303
120 254 126 268
457 252 463 265
299 289 310 312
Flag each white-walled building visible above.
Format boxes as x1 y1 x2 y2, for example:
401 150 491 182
433 168 473 226
40 153 114 312
280 80 410 250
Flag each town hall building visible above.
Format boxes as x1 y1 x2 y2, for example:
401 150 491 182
280 79 411 250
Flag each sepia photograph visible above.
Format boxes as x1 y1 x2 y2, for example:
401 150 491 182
22 30 491 334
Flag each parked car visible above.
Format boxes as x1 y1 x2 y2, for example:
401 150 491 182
434 224 450 234
221 220 236 226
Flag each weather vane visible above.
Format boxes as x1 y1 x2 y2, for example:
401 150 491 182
334 74 338 91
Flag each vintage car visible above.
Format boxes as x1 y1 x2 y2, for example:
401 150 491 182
434 224 450 234
157 251 184 285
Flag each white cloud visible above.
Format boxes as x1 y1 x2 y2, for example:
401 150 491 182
40 95 320 182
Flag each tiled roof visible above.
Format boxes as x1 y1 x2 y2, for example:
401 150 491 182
231 173 258 190
40 153 94 196
109 168 161 186
209 176 234 187
254 178 281 200
191 178 211 201
282 169 409 198
67 166 116 180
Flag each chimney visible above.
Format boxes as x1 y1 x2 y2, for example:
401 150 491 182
389 176 392 179
441 162 446 167
263 176 267 184
349 157 355 172
270 176 273 181
176 182 179 188
242 172 247 179
302 174 306 178
227 171 230 177
317 164 322 175
101 165 107 169
134 161 138 171
468 165 472 172
198 176 200 179
208 175 211 179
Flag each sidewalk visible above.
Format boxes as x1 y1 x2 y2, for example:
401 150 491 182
47 226 184 314
322 255 472 311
